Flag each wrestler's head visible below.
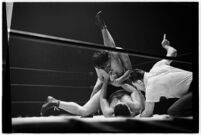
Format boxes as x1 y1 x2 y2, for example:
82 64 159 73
130 68 145 82
131 68 145 91
92 51 111 73
114 104 131 117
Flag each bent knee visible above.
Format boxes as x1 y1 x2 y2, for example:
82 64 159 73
78 108 91 116
167 106 192 117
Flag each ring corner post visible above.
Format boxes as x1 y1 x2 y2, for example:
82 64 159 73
2 2 12 133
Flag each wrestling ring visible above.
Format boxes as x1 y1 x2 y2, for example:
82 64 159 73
7 29 196 133
3 3 198 133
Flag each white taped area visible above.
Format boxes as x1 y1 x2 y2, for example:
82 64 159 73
6 2 13 40
11 115 193 133
12 114 172 123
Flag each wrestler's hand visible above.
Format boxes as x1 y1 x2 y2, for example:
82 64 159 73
111 78 124 87
161 34 170 49
111 70 132 87
111 80 121 87
109 72 118 82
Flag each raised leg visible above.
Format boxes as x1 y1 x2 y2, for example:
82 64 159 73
101 28 116 48
96 11 116 47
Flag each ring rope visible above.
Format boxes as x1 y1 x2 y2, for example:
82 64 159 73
132 52 192 67
12 101 44 103
9 52 191 73
10 66 93 74
11 84 91 89
177 52 192 57
9 29 192 65
133 60 157 67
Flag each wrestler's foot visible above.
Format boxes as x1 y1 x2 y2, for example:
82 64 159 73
95 11 106 29
40 96 60 116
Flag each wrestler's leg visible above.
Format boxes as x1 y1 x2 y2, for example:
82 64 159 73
96 11 133 72
168 81 193 117
101 28 116 48
167 92 192 117
59 90 101 116
96 11 116 47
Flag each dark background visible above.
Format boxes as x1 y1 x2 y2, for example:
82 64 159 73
8 2 197 117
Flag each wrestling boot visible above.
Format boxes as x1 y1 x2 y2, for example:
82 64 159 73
95 10 107 29
40 96 60 116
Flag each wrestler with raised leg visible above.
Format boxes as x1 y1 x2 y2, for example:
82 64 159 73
40 11 144 117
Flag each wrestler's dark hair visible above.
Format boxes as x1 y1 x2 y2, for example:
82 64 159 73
130 68 145 82
114 104 131 117
92 51 109 68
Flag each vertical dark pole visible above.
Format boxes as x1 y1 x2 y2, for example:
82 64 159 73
193 3 199 133
2 2 11 133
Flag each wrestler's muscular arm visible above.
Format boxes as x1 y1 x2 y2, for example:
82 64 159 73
90 78 102 98
90 68 106 98
100 70 114 117
122 84 145 113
